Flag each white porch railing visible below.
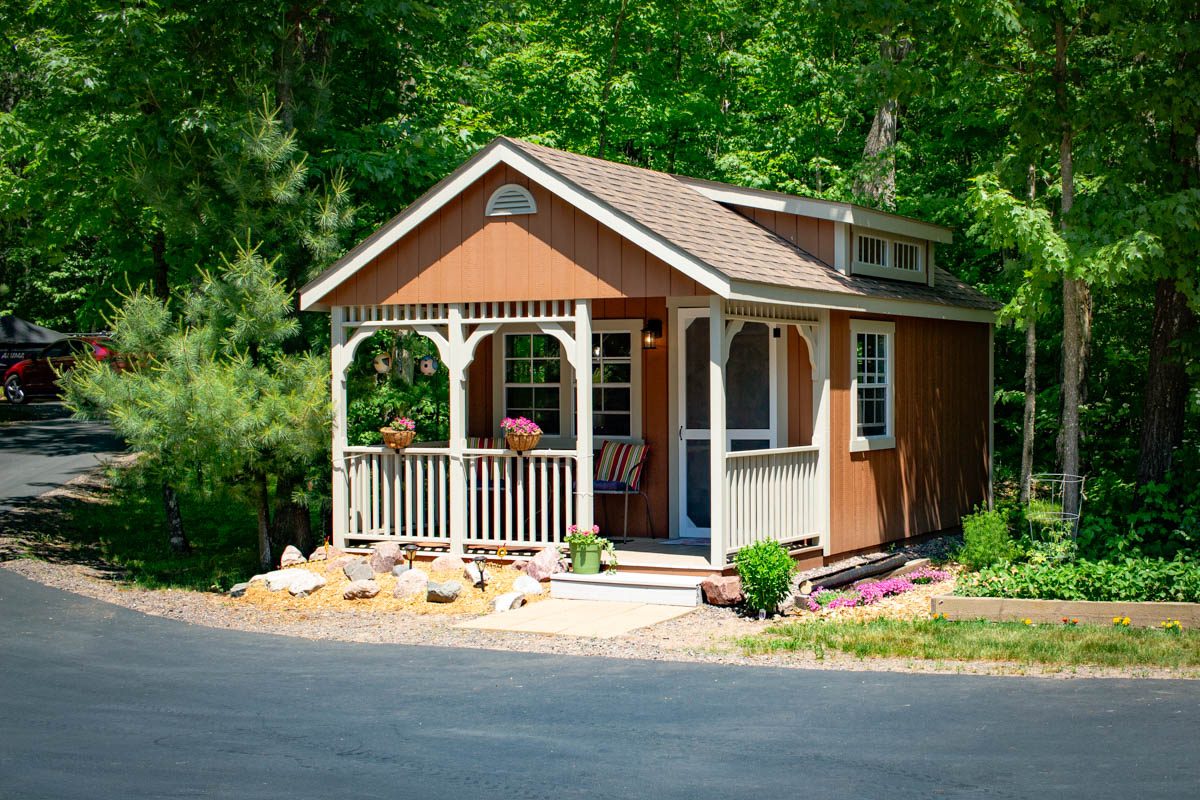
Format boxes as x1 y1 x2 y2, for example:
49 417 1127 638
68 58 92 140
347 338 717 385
724 445 821 558
343 445 576 548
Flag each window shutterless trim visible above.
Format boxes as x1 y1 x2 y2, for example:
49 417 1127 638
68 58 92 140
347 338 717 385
849 319 895 453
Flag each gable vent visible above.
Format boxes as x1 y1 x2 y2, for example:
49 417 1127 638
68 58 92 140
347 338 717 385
486 184 538 216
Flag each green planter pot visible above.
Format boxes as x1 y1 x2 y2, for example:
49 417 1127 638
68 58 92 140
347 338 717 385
569 540 603 574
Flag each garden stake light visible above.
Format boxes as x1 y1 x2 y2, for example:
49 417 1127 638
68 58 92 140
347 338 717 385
473 555 487 591
404 544 418 571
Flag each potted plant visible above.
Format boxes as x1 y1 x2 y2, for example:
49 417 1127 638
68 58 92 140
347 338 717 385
380 416 417 449
564 524 617 575
500 416 542 453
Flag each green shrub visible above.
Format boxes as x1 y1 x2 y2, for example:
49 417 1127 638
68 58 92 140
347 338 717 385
957 506 1016 570
735 540 797 614
956 556 1200 603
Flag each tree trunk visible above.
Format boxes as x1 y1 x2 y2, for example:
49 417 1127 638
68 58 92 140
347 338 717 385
269 473 315 555
1137 278 1196 485
853 35 911 209
595 0 629 160
161 481 190 555
1019 315 1037 505
254 471 273 571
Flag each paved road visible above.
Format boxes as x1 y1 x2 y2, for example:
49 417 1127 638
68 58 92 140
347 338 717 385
1 571 1197 799
0 402 122 512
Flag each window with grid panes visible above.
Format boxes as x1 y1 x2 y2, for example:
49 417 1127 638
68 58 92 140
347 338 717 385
855 331 890 438
591 331 633 437
503 333 561 435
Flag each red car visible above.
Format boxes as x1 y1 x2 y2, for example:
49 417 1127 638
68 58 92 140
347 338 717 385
2 337 117 404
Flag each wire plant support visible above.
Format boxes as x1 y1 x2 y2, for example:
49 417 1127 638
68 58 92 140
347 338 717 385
1027 473 1086 560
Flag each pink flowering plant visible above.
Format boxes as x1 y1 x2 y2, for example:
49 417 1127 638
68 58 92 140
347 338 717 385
563 524 617 573
384 416 416 432
500 416 542 436
806 567 951 613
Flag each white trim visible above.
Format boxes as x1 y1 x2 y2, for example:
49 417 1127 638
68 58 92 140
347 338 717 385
849 319 896 453
833 222 849 273
677 177 954 244
493 327 573 446
851 227 927 284
708 296 727 568
300 139 731 310
485 183 537 216
988 323 995 510
590 319 644 445
574 301 594 528
725 281 996 324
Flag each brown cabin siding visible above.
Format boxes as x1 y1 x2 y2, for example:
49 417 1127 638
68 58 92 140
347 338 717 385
728 204 837 266
828 311 990 556
329 165 707 306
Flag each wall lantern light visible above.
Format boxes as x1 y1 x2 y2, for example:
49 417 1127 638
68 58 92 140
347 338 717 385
641 319 663 350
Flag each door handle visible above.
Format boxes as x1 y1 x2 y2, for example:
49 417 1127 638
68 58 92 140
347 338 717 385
678 426 683 441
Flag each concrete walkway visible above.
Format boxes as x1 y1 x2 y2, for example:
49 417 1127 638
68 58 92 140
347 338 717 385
458 598 694 637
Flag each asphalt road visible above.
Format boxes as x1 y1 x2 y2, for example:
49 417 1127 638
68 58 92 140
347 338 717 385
0 570 1197 800
0 401 122 512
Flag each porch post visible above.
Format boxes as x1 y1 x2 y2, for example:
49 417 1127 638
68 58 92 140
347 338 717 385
708 296 727 568
330 306 349 549
447 304 468 556
574 299 594 529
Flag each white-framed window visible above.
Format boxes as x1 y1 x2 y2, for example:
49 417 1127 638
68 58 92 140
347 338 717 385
852 229 926 283
493 320 642 444
849 319 895 452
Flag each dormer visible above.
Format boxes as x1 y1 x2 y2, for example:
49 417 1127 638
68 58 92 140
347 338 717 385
849 227 930 285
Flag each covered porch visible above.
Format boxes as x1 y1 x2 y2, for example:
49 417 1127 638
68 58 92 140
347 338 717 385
331 296 830 570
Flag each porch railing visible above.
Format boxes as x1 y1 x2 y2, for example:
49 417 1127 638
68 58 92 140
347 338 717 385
724 445 821 558
343 445 575 548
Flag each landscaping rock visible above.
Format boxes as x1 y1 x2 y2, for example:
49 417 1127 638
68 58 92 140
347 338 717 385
262 570 300 592
326 555 353 574
426 580 462 603
343 559 374 583
393 569 429 599
287 571 327 597
464 563 491 585
513 574 544 595
523 546 565 581
279 545 307 567
430 554 466 572
343 579 380 600
493 592 526 612
701 576 743 606
392 564 411 577
228 582 250 598
307 544 345 562
370 542 402 573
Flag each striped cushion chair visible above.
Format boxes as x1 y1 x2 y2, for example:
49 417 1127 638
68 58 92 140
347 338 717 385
593 440 652 542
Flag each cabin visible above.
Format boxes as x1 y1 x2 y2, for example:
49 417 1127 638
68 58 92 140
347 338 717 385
300 137 997 575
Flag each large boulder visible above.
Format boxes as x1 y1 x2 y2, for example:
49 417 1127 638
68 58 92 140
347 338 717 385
288 571 327 597
426 580 462 603
701 575 743 607
370 542 402 574
493 592 526 612
279 545 307 567
430 554 466 573
393 569 429 600
343 579 381 600
513 574 544 595
308 544 345 562
261 569 299 592
523 547 566 581
343 559 375 583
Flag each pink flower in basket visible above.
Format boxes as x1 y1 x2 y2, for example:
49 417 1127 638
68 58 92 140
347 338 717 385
387 416 416 431
500 416 542 436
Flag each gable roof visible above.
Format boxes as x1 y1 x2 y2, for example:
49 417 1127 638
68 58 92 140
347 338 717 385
301 137 998 319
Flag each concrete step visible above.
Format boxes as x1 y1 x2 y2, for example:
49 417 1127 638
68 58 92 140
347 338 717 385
550 571 705 607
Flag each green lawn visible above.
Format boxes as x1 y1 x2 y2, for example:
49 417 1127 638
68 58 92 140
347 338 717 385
741 618 1200 669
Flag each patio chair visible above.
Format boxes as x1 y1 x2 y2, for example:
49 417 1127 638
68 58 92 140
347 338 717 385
593 440 653 543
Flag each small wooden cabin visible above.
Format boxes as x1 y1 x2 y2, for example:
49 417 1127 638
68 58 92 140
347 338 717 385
301 137 997 573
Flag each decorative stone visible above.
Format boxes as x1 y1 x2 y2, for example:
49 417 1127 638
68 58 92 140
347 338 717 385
279 545 307 567
493 592 526 612
523 546 566 581
464 563 491 585
343 579 381 600
307 544 345 562
370 542 402 573
393 569 429 599
426 580 462 603
430 554 466 572
701 576 743 606
343 559 374 583
326 555 353 573
392 564 411 577
288 571 327 597
262 569 299 592
228 582 250 598
513 574 544 595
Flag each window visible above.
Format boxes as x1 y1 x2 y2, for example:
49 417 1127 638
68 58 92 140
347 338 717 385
893 241 922 272
503 333 561 435
857 234 888 267
852 229 927 283
849 320 895 452
592 330 633 437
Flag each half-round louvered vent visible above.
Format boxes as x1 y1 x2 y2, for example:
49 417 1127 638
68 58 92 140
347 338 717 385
485 184 538 216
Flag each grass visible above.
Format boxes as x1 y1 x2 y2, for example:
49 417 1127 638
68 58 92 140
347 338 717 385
740 618 1200 669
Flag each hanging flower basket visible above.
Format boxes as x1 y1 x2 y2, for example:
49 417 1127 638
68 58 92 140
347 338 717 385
500 416 542 453
380 417 417 450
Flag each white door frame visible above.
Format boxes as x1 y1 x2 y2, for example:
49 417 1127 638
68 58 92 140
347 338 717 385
673 307 779 539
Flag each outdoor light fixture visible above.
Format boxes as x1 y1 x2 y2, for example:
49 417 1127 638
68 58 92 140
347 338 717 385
404 543 418 570
773 326 782 339
641 319 662 350
473 554 488 591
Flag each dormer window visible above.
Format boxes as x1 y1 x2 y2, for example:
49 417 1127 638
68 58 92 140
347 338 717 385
486 184 538 216
851 228 926 284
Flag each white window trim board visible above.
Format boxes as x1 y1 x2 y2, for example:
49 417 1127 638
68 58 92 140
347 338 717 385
851 228 926 284
849 319 896 453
